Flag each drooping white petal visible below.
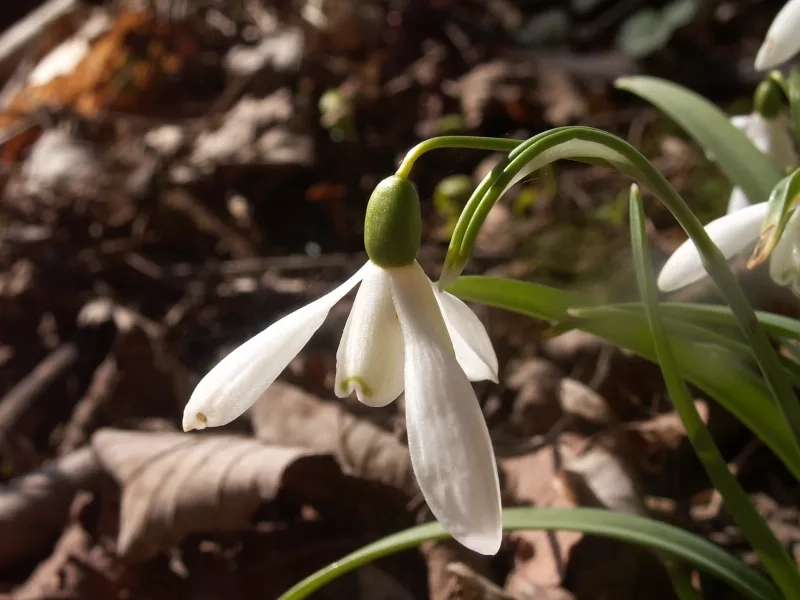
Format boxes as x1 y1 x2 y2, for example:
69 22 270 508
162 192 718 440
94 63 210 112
433 284 498 383
390 262 502 555
732 113 798 171
335 263 405 407
755 0 800 70
183 263 368 431
657 202 768 292
769 209 800 288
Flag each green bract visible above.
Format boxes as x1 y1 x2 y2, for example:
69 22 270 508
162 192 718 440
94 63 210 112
755 79 785 119
364 176 422 268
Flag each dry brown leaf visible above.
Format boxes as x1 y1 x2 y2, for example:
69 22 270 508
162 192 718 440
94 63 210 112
0 447 102 569
224 28 305 77
91 428 344 562
557 378 613 426
626 400 709 450
189 91 313 170
60 325 190 454
503 431 650 598
12 492 97 600
559 435 670 600
535 69 587 126
561 435 645 515
1 11 196 137
502 439 583 592
446 60 536 129
250 381 415 493
505 358 564 437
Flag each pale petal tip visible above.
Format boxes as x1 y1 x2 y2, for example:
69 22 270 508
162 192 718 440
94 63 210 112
457 527 502 555
183 411 208 432
754 38 776 71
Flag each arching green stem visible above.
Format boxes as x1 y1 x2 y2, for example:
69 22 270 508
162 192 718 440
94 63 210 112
448 126 800 457
394 136 521 180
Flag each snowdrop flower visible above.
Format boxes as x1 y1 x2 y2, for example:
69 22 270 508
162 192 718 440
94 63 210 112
755 0 800 71
726 112 797 214
657 201 800 295
183 176 502 554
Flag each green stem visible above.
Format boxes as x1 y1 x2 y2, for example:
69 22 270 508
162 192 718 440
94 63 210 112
394 136 521 180
786 68 800 146
278 508 778 600
662 558 703 600
445 128 575 280
629 184 800 600
450 127 800 461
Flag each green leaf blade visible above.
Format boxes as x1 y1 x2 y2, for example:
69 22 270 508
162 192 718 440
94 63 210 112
278 508 780 600
615 76 783 205
448 276 800 480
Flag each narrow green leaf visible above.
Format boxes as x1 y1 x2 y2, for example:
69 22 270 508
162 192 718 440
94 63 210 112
616 76 783 204
573 301 800 341
277 508 780 600
448 276 800 480
788 67 800 144
628 184 800 599
749 168 800 268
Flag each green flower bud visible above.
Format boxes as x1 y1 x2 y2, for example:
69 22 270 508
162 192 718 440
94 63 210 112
754 79 785 119
364 176 421 268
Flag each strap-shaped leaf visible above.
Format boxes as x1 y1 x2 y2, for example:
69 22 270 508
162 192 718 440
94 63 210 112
616 76 784 205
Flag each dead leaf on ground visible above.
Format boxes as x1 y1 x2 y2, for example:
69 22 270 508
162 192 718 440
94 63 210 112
535 68 587 126
445 59 537 129
561 434 672 600
501 438 583 593
188 90 312 170
12 492 97 600
59 325 190 454
561 434 645 515
224 28 305 77
504 358 564 437
557 377 614 428
20 128 103 195
1 11 197 137
0 447 102 569
626 400 709 451
91 428 347 562
250 381 415 494
502 430 660 599
422 539 494 600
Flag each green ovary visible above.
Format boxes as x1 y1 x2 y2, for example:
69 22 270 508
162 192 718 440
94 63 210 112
339 376 374 398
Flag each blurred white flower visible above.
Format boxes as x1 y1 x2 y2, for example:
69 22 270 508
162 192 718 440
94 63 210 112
183 259 502 554
755 0 800 70
725 113 797 214
657 202 800 295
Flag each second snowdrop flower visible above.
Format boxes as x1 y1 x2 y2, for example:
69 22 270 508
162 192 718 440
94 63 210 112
726 112 796 213
657 201 800 295
755 0 800 71
183 175 503 555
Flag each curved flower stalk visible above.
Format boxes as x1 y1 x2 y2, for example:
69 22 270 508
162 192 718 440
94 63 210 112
657 201 800 295
183 176 503 555
726 113 797 214
755 0 800 71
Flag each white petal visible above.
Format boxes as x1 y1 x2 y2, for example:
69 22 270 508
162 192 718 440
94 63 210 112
183 263 368 430
657 202 768 292
729 114 752 133
735 113 798 170
391 262 502 555
755 0 800 70
769 209 800 287
335 264 405 407
433 285 499 383
726 187 751 215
